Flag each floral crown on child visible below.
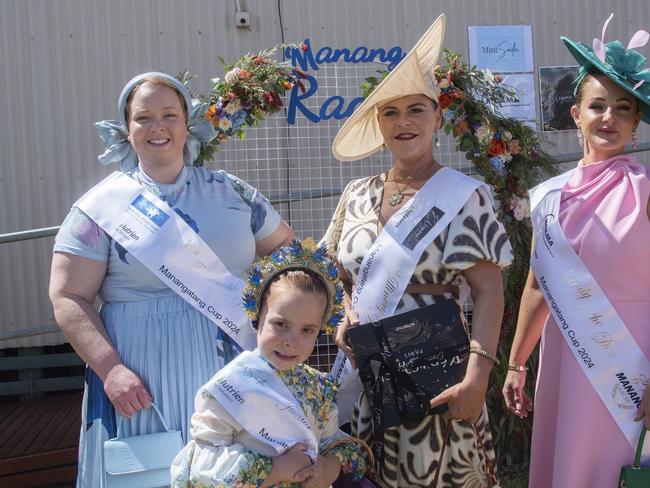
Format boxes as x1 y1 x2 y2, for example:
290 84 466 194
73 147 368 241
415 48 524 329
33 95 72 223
243 238 345 334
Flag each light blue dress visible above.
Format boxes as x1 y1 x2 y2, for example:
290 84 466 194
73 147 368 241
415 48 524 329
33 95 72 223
54 165 281 488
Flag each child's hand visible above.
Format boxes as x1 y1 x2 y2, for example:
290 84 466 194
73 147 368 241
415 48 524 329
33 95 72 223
261 443 312 487
293 453 341 488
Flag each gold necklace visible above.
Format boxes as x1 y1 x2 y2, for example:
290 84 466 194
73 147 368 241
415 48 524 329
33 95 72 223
386 166 434 207
387 177 410 206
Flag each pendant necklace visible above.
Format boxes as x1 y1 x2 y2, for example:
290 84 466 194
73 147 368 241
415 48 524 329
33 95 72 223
386 164 436 207
387 179 408 207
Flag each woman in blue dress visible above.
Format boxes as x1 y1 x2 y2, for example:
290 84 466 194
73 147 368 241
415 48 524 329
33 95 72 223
48 72 294 487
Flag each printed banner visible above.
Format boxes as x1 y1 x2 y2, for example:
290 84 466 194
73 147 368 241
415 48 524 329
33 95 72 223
468 25 534 73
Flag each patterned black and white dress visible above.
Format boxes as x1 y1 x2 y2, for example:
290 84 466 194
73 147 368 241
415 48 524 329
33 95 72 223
323 170 512 488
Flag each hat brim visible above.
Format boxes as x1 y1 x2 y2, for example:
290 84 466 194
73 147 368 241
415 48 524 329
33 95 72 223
561 36 650 123
332 14 446 161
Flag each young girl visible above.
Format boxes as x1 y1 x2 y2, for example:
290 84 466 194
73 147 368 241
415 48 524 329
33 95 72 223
171 238 368 488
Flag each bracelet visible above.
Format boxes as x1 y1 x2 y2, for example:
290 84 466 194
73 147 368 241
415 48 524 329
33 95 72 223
507 363 529 372
469 347 500 366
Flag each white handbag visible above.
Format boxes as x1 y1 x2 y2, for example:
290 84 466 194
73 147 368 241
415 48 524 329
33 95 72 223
103 402 184 488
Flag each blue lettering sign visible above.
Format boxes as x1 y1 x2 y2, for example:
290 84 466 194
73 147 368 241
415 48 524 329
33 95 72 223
287 74 364 125
284 38 405 125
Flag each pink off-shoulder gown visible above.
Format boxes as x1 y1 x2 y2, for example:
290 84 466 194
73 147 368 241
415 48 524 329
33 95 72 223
529 155 650 488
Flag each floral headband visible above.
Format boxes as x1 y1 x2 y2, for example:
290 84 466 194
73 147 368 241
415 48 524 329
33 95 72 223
562 13 650 123
94 71 216 171
243 238 345 334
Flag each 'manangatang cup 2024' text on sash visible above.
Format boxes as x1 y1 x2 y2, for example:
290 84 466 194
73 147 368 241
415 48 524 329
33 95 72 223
203 350 319 460
529 170 650 458
331 168 482 421
75 171 257 350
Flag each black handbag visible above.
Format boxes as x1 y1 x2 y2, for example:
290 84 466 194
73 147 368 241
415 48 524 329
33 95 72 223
348 295 470 466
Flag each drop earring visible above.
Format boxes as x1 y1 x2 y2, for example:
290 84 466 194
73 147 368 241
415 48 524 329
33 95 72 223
632 128 639 150
576 129 584 147
434 135 440 148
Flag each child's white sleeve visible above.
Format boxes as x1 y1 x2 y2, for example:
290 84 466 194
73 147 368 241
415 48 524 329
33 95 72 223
171 391 274 487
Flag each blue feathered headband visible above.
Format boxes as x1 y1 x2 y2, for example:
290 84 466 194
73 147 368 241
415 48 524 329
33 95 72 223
94 71 216 171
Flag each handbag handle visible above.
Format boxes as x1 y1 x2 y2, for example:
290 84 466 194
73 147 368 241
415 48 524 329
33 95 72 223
322 436 389 488
633 428 648 469
115 401 172 438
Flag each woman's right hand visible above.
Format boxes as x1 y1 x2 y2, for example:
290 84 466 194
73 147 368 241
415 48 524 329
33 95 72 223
502 370 533 418
334 305 360 368
104 363 152 418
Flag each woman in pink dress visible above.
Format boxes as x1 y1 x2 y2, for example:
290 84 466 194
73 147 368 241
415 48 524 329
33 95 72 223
502 15 650 487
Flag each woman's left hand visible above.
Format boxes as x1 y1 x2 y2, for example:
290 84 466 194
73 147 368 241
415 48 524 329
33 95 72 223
634 385 650 429
429 376 489 422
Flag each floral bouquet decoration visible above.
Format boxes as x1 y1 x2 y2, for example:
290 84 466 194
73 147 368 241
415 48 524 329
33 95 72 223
180 43 308 165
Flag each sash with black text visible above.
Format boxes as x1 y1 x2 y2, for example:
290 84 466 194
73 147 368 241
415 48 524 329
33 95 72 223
530 170 650 456
75 171 257 350
203 350 319 460
332 168 482 415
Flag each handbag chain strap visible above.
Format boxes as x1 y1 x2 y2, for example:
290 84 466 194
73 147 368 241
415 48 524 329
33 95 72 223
433 420 498 487
471 421 498 487
115 401 171 438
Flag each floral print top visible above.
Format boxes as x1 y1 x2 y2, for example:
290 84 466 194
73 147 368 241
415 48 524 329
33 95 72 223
171 361 367 488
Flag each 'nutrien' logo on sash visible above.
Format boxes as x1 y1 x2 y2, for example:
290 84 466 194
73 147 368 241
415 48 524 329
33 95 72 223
131 195 169 227
216 378 245 405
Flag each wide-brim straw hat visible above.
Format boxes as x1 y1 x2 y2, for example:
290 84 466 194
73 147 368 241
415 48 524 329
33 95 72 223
332 14 446 161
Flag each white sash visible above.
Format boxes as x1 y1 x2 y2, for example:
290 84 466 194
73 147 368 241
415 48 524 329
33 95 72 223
75 171 257 350
530 171 650 454
332 169 482 416
203 350 319 460
351 167 482 323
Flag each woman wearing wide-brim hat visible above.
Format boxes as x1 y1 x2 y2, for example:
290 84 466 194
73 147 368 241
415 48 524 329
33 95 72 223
323 14 512 487
502 13 650 487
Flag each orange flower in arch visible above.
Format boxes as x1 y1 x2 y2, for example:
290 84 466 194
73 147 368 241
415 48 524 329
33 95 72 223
487 139 506 156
